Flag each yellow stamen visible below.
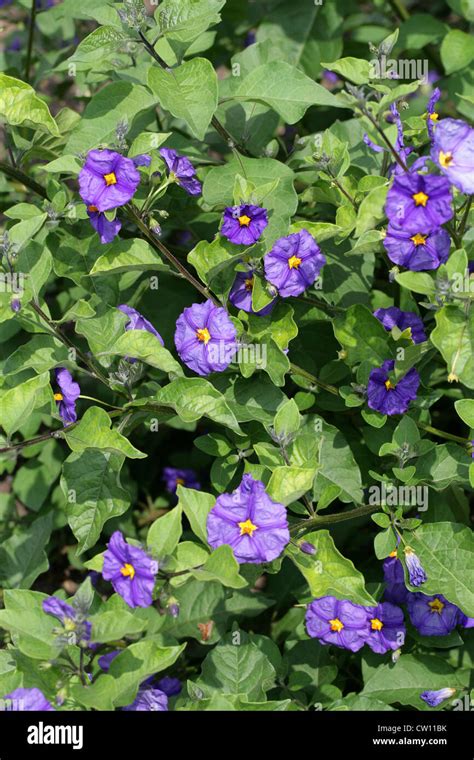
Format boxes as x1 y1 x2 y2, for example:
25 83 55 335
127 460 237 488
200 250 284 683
120 563 135 580
244 277 254 291
439 150 453 168
288 255 302 269
413 191 429 207
410 233 427 246
430 112 439 122
371 618 384 631
54 393 63 401
389 550 397 558
238 214 251 227
196 327 211 344
87 204 99 213
329 618 344 633
103 172 117 186
63 618 76 632
385 380 396 390
429 598 445 614
238 518 258 537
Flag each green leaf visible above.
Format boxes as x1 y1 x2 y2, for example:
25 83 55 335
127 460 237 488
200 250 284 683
177 485 214 545
361 653 469 709
156 0 225 59
147 505 183 558
267 466 316 506
61 449 130 555
89 238 169 275
0 372 51 437
288 530 376 605
321 57 371 85
3 335 68 377
0 74 59 135
0 590 57 660
64 407 146 459
148 58 218 140
89 597 147 643
455 399 474 428
191 545 247 589
431 305 474 388
107 330 183 375
333 304 391 367
233 61 346 123
406 522 474 616
156 378 243 434
440 29 474 74
273 398 301 439
0 512 53 589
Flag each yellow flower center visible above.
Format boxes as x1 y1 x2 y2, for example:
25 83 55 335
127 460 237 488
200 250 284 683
439 150 453 168
103 172 117 186
54 393 63 401
238 518 258 537
389 550 398 558
87 204 99 213
120 563 136 580
412 191 429 207
429 112 439 122
238 214 251 227
63 618 76 632
371 618 384 631
288 255 302 269
385 380 396 390
176 477 185 486
429 598 444 614
329 618 344 632
196 327 211 344
410 233 427 246
244 277 254 291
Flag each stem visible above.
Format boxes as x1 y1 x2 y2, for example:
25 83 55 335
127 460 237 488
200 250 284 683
126 205 220 305
458 196 472 239
24 0 37 83
446 222 462 250
325 167 358 210
362 109 408 172
388 0 410 21
416 421 469 446
295 294 345 315
0 160 48 199
290 503 379 536
289 363 339 396
78 395 123 411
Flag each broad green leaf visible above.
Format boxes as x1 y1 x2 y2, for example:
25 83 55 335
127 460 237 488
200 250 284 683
431 305 474 388
89 597 147 643
0 372 51 437
288 530 376 605
191 545 247 589
147 505 183 558
455 399 474 428
333 304 391 366
156 0 225 59
0 590 57 660
64 407 146 459
267 466 316 506
90 238 169 275
406 522 474 616
61 449 130 554
156 378 243 434
3 336 68 377
0 74 59 135
107 330 183 375
0 512 53 589
321 57 371 85
177 485 214 545
148 58 218 140
440 29 474 74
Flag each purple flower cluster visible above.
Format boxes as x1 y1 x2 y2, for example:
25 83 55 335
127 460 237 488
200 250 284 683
305 596 406 654
206 474 290 564
264 229 326 298
221 204 268 245
174 300 237 376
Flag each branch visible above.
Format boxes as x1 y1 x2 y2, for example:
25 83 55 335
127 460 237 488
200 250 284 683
0 160 48 199
291 503 379 536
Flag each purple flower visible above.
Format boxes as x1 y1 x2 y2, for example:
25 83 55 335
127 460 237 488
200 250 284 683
385 173 453 233
404 547 427 587
364 602 406 654
206 473 289 564
420 688 456 708
373 307 427 344
426 87 441 139
264 229 326 298
162 467 200 494
102 531 158 608
367 360 420 416
10 298 21 313
305 596 368 652
123 687 168 712
98 650 120 672
383 224 450 271
157 677 181 696
460 615 474 628
300 541 317 556
131 154 151 167
1 688 54 711
407 593 462 636
159 148 201 196
54 367 80 426
221 204 268 245
79 149 140 212
431 118 474 195
229 269 276 316
42 596 91 644
86 205 121 244
118 304 164 344
321 69 340 88
383 554 409 605
174 300 238 376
